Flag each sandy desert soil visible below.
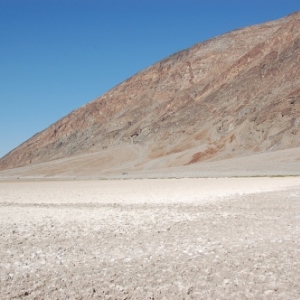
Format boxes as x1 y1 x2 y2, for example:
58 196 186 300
0 178 300 299
1 146 300 180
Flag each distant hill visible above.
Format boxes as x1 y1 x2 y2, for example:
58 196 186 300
1 12 300 178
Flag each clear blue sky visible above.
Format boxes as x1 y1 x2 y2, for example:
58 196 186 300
0 0 299 158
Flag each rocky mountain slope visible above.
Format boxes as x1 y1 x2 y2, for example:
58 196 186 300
1 12 300 176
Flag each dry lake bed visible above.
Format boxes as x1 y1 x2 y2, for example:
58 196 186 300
0 178 300 299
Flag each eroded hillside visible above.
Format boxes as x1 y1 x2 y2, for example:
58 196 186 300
1 12 300 174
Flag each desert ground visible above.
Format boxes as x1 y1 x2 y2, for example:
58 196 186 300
1 178 300 299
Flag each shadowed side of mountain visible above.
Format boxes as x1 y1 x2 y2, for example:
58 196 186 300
0 12 300 177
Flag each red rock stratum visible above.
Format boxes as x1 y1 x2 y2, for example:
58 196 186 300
1 12 300 177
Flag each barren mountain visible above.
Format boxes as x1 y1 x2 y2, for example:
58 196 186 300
1 12 300 178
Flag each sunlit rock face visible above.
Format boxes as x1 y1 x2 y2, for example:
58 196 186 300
1 12 300 174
